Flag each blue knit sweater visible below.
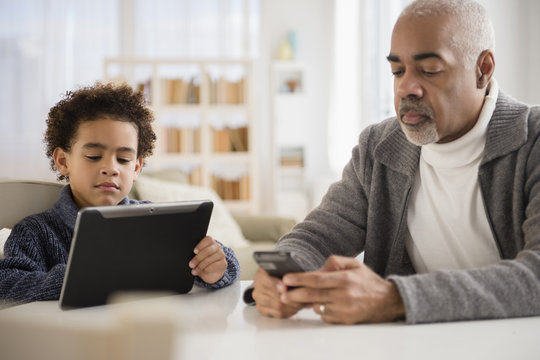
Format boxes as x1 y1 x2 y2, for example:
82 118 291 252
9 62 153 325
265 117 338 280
0 185 240 306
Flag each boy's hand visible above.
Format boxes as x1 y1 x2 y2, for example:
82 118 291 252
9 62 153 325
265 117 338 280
189 236 228 284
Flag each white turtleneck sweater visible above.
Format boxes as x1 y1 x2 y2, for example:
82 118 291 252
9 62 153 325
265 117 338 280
406 79 501 273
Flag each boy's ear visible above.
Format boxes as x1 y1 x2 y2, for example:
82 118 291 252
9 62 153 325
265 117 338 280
133 157 143 181
53 148 70 177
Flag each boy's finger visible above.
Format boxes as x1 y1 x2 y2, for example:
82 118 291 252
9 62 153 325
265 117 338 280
193 241 221 262
194 236 214 254
194 251 225 272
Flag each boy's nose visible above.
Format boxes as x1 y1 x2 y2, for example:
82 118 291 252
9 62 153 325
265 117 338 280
101 168 119 176
101 159 119 176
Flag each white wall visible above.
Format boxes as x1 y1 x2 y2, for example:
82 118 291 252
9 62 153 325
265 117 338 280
479 0 540 104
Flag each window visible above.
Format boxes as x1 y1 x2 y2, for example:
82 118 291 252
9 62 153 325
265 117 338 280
0 0 258 180
328 0 410 173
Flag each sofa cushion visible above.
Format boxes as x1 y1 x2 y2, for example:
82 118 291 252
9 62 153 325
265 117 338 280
0 228 11 258
134 176 251 249
139 168 190 184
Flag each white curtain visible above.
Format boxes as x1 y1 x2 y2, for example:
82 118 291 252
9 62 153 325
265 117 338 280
132 0 258 58
0 0 119 181
0 0 258 181
328 0 410 174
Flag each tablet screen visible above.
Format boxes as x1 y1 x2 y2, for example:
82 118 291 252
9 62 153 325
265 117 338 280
60 200 213 309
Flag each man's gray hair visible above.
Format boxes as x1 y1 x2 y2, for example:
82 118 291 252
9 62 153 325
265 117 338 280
400 0 495 68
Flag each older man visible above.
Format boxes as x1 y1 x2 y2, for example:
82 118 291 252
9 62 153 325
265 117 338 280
250 0 540 324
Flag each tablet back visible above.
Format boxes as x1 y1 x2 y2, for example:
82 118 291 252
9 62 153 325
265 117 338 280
59 200 213 309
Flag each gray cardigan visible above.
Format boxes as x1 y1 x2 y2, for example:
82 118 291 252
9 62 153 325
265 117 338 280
277 92 540 324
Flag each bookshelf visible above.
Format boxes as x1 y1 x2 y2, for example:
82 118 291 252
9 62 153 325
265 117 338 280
103 58 257 214
271 61 310 220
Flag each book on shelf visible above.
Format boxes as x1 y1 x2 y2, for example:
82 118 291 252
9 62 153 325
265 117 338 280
212 127 249 152
160 78 200 105
165 127 200 153
211 174 250 201
279 146 304 167
239 175 250 201
208 76 246 105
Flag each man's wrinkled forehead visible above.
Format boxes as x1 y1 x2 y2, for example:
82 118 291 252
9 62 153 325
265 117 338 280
389 14 456 60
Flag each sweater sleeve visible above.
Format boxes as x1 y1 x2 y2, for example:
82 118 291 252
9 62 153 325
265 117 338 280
389 250 540 323
0 224 66 306
194 241 240 289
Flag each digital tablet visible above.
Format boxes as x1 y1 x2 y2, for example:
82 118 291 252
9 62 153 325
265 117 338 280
59 200 213 309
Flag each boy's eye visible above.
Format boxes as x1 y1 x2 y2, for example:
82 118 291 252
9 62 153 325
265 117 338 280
86 155 101 161
117 158 131 164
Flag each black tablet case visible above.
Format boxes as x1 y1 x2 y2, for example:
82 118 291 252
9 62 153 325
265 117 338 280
60 200 213 309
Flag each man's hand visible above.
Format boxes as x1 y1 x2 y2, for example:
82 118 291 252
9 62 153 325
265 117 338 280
189 236 227 284
281 255 405 324
252 268 305 318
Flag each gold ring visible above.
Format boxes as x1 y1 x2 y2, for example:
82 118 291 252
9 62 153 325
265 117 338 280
319 304 326 315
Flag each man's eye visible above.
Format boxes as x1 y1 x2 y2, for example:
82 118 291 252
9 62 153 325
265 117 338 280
392 70 404 77
422 70 441 76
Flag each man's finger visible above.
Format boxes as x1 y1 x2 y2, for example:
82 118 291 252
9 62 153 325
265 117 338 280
254 268 287 294
283 256 363 288
281 285 333 305
282 269 350 289
322 255 362 271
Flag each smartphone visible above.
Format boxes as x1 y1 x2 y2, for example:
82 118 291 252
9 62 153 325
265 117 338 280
253 251 307 278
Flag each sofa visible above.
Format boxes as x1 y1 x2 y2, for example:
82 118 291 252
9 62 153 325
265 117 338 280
0 175 296 280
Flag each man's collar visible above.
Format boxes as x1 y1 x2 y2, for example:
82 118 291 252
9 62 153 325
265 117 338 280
374 90 530 174
482 91 529 164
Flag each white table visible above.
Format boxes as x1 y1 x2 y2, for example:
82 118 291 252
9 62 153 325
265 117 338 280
1 280 539 360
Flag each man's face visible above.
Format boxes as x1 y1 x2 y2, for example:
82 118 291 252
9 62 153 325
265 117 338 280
388 15 483 145
54 118 142 208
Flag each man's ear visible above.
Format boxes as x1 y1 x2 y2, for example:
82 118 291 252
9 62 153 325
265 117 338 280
132 157 143 181
476 49 495 89
53 148 70 177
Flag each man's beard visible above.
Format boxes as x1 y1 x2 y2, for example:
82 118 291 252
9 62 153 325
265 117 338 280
398 98 439 146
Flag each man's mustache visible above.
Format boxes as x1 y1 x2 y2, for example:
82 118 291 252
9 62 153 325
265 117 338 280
398 98 434 119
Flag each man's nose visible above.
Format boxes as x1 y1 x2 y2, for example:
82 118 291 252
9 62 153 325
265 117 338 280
395 71 423 99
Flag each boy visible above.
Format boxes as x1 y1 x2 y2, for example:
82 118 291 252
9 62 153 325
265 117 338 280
0 82 239 305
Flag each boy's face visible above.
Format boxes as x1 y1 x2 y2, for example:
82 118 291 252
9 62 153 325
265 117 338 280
54 117 143 208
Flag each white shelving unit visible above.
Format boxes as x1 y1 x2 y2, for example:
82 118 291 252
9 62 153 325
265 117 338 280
103 58 258 214
270 61 310 221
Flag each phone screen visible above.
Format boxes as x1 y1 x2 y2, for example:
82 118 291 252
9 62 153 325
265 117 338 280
253 251 306 278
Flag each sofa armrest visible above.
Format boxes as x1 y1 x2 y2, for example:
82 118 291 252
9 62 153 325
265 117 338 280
232 214 296 244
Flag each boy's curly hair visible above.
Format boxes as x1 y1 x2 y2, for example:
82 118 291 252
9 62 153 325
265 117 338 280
44 82 156 180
